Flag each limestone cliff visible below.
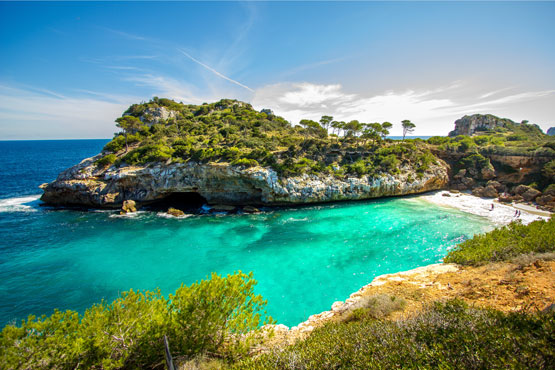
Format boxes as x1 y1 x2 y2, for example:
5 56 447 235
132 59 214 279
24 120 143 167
40 156 449 208
448 114 518 137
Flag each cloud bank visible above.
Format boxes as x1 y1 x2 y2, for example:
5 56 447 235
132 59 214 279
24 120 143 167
252 82 555 135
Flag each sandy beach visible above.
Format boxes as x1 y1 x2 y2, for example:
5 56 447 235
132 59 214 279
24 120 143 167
419 190 551 226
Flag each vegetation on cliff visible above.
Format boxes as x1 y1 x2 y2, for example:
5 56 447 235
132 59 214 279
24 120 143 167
96 97 555 197
426 120 555 192
99 98 437 178
444 217 555 266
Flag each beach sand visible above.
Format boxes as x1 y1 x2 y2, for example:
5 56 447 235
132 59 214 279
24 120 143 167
419 190 551 226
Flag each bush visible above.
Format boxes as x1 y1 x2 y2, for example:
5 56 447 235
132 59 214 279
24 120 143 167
237 300 555 369
343 294 406 322
170 272 273 361
444 218 555 266
0 272 273 369
95 154 117 167
231 158 259 168
122 144 173 164
103 134 141 153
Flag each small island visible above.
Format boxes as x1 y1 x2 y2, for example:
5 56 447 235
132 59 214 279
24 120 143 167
40 98 555 215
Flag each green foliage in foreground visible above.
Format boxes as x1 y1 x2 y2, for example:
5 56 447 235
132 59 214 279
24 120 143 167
0 272 273 369
237 300 555 370
444 217 555 266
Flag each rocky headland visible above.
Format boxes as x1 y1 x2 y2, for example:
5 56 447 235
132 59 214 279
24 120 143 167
40 156 448 209
40 99 554 214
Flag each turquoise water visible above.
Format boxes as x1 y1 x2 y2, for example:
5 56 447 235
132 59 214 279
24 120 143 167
1 196 493 327
0 140 495 327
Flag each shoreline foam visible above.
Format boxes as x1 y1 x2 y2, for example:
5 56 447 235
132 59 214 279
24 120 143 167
0 194 41 213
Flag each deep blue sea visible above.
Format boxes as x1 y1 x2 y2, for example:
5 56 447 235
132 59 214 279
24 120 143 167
0 140 493 327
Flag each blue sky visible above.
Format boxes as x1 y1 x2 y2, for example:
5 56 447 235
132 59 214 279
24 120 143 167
1 1 554 139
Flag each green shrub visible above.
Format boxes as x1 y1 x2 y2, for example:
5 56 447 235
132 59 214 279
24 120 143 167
379 154 400 174
444 218 555 266
103 134 141 153
343 294 406 322
95 154 117 167
0 272 273 369
122 144 173 164
542 160 555 182
231 158 259 168
170 272 273 361
237 300 555 369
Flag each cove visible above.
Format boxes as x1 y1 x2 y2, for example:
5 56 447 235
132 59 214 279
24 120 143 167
0 195 493 327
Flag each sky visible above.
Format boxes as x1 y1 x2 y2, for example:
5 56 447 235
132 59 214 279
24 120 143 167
1 1 554 139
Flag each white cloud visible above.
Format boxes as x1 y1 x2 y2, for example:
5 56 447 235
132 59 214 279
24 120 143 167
252 82 555 135
0 85 136 139
123 74 206 104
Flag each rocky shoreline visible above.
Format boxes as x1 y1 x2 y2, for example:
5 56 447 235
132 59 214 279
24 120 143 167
40 155 449 210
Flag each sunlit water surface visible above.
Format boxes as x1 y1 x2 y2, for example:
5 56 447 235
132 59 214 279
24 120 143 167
0 140 493 326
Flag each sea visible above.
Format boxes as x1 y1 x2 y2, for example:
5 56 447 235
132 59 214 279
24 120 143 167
0 139 494 327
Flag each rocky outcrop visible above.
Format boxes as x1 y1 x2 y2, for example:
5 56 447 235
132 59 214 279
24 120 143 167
448 114 516 137
167 207 185 217
40 157 449 209
129 106 178 127
121 200 137 213
547 127 555 136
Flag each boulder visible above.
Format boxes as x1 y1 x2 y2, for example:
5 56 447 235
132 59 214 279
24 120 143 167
472 186 485 197
480 166 496 180
452 176 475 190
521 188 542 202
513 184 531 195
481 185 499 198
453 169 467 179
167 207 185 217
486 180 506 193
121 200 137 213
535 194 553 206
498 195 513 203
449 189 460 194
442 193 451 197
243 205 260 213
544 186 555 197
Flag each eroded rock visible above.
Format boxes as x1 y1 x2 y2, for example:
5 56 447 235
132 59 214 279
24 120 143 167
121 200 137 214
167 207 185 217
41 160 450 209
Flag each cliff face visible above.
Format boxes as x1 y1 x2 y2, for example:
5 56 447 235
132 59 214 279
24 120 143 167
448 114 517 137
40 156 449 208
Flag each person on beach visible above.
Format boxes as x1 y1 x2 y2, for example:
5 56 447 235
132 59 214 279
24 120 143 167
515 209 518 217
491 204 494 211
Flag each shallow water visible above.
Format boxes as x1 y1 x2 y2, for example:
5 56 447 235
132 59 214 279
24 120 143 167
0 140 494 326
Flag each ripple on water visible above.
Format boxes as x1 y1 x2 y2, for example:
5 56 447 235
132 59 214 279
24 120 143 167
0 197 494 327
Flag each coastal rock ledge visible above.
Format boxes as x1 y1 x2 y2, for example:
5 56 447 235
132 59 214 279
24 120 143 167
40 155 449 208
